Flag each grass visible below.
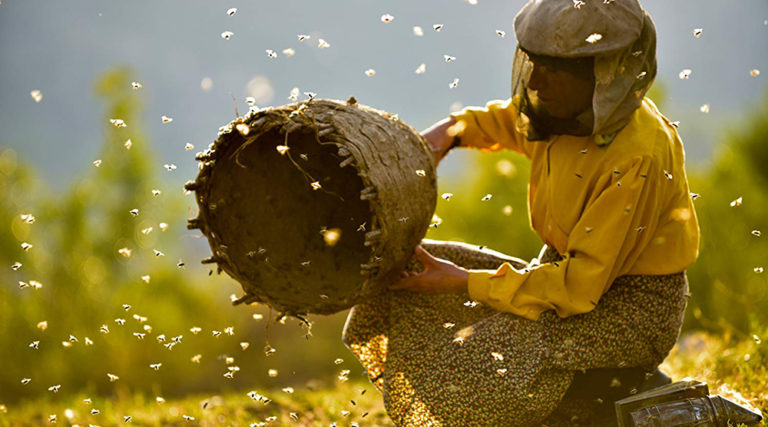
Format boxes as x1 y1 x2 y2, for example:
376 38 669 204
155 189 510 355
0 380 389 426
660 330 767 426
1 330 765 427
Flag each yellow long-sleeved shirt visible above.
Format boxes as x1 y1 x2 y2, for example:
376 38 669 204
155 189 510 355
449 97 700 321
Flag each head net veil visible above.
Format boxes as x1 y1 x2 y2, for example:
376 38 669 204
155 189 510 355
510 0 657 144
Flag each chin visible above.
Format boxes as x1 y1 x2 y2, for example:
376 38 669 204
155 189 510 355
531 101 561 119
539 102 578 120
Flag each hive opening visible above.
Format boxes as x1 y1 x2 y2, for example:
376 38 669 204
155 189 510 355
204 126 373 313
191 100 436 315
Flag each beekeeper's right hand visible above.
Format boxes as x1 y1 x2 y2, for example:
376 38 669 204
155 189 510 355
421 116 460 166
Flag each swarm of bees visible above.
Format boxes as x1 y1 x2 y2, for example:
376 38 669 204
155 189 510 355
7 1 766 425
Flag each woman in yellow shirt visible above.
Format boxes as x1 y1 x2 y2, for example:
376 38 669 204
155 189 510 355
343 0 700 425
393 96 699 321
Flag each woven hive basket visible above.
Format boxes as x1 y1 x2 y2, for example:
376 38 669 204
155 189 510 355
186 98 437 315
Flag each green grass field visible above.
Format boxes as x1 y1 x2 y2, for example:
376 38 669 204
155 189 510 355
1 331 765 427
1 380 388 426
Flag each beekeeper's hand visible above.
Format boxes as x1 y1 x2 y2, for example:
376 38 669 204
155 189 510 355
389 245 468 294
421 117 460 166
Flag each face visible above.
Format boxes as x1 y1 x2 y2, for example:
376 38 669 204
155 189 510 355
526 57 595 119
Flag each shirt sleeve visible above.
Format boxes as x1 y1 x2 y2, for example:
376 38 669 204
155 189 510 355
449 98 528 157
467 155 662 320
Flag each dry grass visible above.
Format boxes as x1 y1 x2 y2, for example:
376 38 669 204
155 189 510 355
2 330 766 426
661 330 767 426
0 380 389 426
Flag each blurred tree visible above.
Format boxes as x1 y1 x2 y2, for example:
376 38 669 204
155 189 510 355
685 94 768 334
427 149 541 260
0 67 353 404
646 79 667 110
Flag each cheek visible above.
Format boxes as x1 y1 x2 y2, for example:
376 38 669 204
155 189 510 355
556 75 593 109
554 74 579 94
545 103 573 118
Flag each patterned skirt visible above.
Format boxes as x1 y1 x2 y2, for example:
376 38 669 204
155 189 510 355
342 240 688 426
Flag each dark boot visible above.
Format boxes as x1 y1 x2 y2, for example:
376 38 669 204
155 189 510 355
615 379 763 426
550 367 672 426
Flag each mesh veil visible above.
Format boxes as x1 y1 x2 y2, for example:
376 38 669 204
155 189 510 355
511 6 657 144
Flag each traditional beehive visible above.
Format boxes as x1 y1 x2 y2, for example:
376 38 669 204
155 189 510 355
186 98 437 315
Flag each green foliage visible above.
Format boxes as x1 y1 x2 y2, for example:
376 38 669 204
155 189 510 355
730 97 768 186
645 79 668 111
684 95 768 333
426 149 541 260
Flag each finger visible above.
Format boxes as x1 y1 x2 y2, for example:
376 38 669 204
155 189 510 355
389 273 422 290
388 280 411 290
413 245 436 264
388 276 410 289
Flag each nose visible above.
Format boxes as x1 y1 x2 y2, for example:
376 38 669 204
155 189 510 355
528 63 546 92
